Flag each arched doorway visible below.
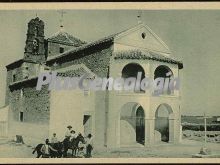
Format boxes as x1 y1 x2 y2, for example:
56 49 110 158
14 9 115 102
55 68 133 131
154 104 173 143
136 106 145 145
120 102 145 147
154 65 173 95
122 63 145 92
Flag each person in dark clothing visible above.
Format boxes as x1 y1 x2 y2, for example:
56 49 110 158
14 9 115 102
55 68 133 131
85 134 93 158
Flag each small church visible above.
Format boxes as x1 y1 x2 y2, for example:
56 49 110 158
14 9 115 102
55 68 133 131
4 16 183 148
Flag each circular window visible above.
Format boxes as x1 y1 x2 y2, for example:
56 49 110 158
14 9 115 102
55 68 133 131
141 32 146 39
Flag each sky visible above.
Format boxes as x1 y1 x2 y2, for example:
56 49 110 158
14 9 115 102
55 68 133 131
0 10 220 116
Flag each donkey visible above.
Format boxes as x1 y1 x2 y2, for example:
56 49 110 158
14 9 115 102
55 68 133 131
32 141 64 158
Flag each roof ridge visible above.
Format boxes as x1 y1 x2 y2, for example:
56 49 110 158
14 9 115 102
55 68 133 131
46 24 144 62
62 31 74 44
48 28 86 46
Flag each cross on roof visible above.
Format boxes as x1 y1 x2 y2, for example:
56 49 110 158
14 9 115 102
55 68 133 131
58 10 67 28
137 11 143 24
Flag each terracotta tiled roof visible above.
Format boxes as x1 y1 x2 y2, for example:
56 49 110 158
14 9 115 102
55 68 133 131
48 28 86 47
114 50 183 69
56 64 96 78
57 67 88 77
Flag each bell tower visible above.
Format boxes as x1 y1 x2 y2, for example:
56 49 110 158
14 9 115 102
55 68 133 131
24 17 46 63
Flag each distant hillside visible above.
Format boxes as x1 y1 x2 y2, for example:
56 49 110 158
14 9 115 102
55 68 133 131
181 115 220 131
181 115 220 124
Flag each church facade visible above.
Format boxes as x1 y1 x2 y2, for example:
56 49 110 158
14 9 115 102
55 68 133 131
5 17 183 148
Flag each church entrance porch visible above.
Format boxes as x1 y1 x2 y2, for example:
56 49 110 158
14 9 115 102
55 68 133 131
119 102 146 147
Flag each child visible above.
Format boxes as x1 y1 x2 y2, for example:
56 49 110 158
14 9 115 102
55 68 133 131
77 140 85 157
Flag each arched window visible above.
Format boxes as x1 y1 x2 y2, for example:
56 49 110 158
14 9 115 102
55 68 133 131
12 70 16 82
154 65 173 95
122 63 145 92
32 38 39 54
22 63 29 79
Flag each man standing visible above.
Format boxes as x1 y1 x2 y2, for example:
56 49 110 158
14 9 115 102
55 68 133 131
40 139 58 158
85 134 93 158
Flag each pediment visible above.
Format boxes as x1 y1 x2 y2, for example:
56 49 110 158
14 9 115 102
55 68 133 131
114 24 171 54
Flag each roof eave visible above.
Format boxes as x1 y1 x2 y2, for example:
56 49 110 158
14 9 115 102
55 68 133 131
6 59 24 70
114 50 183 69
115 56 183 69
8 76 38 90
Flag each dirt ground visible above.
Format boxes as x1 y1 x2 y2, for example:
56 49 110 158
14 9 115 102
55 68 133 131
94 140 220 158
0 138 220 158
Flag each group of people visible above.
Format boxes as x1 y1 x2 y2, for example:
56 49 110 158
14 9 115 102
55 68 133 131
39 125 94 158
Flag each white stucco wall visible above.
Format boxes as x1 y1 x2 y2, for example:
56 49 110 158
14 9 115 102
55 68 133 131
0 106 8 121
114 25 171 55
49 89 95 141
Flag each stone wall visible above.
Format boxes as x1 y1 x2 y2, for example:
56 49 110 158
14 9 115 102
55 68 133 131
5 62 40 105
53 45 113 77
8 85 50 144
24 17 46 63
7 63 39 83
5 71 11 106
47 41 75 57
9 85 50 124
